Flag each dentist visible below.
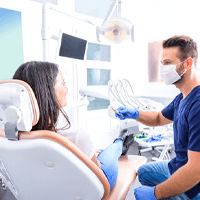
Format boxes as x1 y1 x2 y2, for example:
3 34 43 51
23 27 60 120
116 35 200 199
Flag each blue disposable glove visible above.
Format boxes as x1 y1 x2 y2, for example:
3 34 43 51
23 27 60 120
134 186 157 200
143 134 165 143
115 106 139 120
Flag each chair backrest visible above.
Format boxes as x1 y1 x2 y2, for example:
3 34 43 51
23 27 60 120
0 80 110 200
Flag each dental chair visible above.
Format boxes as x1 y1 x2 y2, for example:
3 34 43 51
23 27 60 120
0 80 147 200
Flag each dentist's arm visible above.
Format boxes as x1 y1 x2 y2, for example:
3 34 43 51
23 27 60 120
136 110 172 126
155 150 200 199
116 107 172 126
134 151 200 200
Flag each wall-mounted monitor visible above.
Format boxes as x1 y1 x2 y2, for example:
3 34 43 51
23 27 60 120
56 31 88 60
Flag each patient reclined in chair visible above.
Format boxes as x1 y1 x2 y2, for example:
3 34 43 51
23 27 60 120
0 77 146 200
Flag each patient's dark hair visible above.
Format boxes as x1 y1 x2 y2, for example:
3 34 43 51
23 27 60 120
163 35 198 67
13 61 70 132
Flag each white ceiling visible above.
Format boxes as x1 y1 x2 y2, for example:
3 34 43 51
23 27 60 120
29 0 116 19
30 0 57 5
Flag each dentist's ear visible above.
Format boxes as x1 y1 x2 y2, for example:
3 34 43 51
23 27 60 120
186 57 193 69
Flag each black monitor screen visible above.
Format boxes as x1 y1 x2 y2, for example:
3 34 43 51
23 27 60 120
59 33 87 60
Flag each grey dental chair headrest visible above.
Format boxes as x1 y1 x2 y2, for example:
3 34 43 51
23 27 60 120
0 80 40 140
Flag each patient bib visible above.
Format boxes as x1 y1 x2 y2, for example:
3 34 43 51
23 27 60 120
56 109 95 159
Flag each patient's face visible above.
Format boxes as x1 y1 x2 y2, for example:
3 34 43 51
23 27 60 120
55 70 68 107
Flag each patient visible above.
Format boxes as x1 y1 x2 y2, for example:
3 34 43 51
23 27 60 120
13 61 134 190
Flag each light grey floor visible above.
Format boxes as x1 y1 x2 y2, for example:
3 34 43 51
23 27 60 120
0 141 175 200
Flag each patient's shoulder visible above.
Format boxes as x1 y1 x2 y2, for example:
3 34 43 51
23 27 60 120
57 128 77 143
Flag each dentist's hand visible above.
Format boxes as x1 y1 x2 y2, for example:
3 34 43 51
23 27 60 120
115 106 139 120
134 186 157 200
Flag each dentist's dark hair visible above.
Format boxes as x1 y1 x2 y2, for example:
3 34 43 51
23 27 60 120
163 35 198 67
13 61 70 132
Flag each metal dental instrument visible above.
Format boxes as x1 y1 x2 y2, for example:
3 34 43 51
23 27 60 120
111 107 124 116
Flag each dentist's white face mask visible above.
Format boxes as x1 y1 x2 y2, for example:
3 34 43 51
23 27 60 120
160 59 187 85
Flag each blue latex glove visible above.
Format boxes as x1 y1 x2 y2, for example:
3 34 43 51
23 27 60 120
134 186 157 200
115 106 139 120
143 134 165 143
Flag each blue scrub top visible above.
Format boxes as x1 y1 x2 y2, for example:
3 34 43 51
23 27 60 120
162 85 200 199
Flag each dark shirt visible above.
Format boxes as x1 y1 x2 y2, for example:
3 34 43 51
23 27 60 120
162 85 200 199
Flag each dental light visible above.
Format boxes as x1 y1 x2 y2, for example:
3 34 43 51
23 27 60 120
96 0 134 44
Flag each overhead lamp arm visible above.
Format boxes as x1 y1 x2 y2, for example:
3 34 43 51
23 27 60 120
118 0 122 18
101 0 123 28
101 0 118 27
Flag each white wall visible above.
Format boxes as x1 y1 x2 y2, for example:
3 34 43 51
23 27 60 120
0 0 43 63
118 0 200 98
